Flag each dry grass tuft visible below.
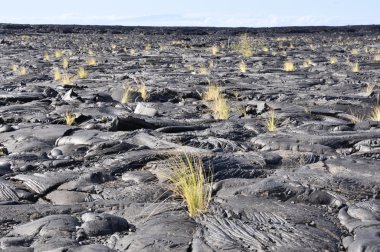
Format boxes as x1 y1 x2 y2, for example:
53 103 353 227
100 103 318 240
43 52 50 61
351 49 359 55
210 45 219 55
61 74 74 86
54 50 63 58
54 68 62 81
238 61 247 73
329 57 338 64
65 111 76 126
352 62 360 73
63 58 69 70
370 106 380 121
121 85 133 104
283 61 296 72
165 153 213 217
212 95 229 120
86 57 97 66
77 66 88 79
266 110 277 132
196 67 210 75
366 83 376 94
138 80 148 101
203 83 221 101
374 54 380 61
234 34 253 58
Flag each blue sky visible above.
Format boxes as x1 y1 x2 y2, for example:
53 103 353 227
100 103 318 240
0 0 379 27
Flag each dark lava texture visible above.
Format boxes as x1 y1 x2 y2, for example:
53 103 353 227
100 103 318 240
0 24 380 251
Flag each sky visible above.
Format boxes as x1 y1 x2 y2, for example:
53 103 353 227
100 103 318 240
0 0 379 28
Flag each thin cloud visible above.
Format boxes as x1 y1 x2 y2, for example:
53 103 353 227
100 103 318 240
0 13 377 27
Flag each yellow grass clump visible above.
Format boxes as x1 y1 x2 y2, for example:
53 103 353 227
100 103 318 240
63 58 69 70
234 34 253 58
43 52 50 61
351 49 359 55
196 67 210 75
210 45 219 55
266 110 277 132
121 86 133 104
374 54 380 61
238 61 247 73
212 95 229 120
54 68 62 81
352 63 360 73
203 83 221 101
54 50 63 58
330 57 338 64
77 66 88 79
86 57 97 66
138 81 148 101
61 74 74 86
366 83 376 94
65 111 76 126
165 153 213 217
283 61 296 72
370 106 380 121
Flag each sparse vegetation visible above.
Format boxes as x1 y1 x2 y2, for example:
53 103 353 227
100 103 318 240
43 52 50 61
266 110 277 132
351 49 359 55
196 67 210 75
54 50 63 58
87 57 97 66
330 57 338 64
203 83 221 101
61 73 74 85
212 95 229 120
234 34 253 58
210 45 219 55
77 66 88 79
165 153 213 217
121 85 133 104
352 62 360 73
370 106 380 121
63 57 69 69
65 111 76 126
138 81 148 101
366 83 376 94
374 54 380 61
283 61 296 72
54 68 62 81
238 61 247 73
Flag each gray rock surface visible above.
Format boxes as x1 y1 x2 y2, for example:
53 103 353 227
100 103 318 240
0 24 379 251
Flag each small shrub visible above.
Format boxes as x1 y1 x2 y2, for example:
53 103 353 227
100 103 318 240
165 153 213 217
